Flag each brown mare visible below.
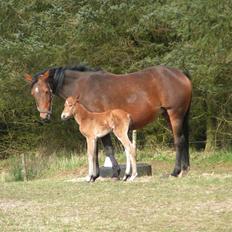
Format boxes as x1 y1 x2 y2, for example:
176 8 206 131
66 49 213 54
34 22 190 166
61 96 137 182
25 64 192 178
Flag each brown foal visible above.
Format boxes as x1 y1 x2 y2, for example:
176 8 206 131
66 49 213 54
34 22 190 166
61 96 137 182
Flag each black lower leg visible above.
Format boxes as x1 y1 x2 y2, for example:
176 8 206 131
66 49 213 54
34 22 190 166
171 135 184 177
95 141 100 178
181 138 190 171
101 134 121 178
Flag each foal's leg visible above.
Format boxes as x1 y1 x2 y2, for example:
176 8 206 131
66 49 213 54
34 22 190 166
114 127 137 181
123 148 131 181
86 137 97 182
101 134 121 179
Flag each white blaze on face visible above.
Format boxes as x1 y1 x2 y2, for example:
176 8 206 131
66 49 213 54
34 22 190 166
35 87 39 94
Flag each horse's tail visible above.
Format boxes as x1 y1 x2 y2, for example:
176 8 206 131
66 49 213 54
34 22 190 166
182 69 191 80
182 68 191 147
182 95 191 168
183 104 190 151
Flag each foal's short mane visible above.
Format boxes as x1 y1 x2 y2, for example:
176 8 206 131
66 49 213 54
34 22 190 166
31 64 101 92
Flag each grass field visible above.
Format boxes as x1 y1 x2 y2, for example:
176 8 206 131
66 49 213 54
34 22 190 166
0 151 232 231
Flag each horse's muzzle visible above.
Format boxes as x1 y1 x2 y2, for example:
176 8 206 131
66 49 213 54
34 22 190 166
40 112 51 122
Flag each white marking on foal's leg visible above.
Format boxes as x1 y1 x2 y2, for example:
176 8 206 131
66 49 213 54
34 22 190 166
86 155 94 182
128 143 137 181
125 148 131 175
122 149 131 181
86 138 96 182
129 172 138 181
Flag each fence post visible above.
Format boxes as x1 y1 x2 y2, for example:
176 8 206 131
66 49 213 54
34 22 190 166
132 130 137 150
21 153 28 181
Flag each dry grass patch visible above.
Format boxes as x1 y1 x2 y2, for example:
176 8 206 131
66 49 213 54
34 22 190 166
0 171 232 232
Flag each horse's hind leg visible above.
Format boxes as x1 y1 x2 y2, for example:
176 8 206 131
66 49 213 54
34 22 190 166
167 109 190 177
101 134 121 179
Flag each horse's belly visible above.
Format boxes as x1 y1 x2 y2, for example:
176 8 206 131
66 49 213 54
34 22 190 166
127 107 160 130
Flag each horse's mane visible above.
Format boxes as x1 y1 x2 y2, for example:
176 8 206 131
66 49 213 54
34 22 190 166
31 64 102 89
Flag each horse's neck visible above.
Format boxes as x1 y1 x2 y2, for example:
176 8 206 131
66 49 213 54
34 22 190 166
54 70 96 99
73 103 89 125
55 74 79 99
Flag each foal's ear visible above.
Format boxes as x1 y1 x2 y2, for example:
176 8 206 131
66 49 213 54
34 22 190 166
24 74 33 83
75 95 80 103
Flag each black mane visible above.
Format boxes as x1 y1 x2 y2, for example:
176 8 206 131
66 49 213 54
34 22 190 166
33 64 100 79
31 64 101 93
66 64 101 72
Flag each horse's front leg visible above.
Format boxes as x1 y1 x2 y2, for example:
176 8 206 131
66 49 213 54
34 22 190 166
101 134 121 179
93 140 100 181
122 148 131 181
86 137 97 182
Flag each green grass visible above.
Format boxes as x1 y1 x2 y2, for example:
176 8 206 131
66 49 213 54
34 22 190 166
1 149 232 182
0 150 232 231
0 173 232 231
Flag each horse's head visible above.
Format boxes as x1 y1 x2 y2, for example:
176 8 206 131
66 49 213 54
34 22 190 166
25 70 53 121
61 96 78 121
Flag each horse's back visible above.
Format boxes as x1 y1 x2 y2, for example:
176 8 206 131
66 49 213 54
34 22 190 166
78 65 192 128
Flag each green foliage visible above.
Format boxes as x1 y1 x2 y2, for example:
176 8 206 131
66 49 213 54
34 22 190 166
0 0 231 158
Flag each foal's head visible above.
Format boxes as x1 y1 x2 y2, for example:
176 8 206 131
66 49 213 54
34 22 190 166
25 70 53 121
61 96 78 121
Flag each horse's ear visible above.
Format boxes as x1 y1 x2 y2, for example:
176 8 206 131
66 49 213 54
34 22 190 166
24 74 33 83
41 70 50 80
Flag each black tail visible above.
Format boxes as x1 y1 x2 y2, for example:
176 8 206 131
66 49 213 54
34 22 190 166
182 102 191 167
183 69 191 80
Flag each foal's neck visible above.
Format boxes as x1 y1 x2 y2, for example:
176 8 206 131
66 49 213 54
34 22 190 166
73 103 89 125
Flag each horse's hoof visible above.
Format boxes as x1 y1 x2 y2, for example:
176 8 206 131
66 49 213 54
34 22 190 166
178 169 189 178
111 170 121 181
122 174 131 181
171 168 181 177
92 174 100 182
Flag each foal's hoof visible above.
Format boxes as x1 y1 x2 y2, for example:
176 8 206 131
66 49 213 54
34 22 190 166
86 175 95 182
129 173 138 181
122 174 131 181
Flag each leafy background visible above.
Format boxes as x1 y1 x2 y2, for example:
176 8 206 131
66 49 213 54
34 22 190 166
0 0 231 158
